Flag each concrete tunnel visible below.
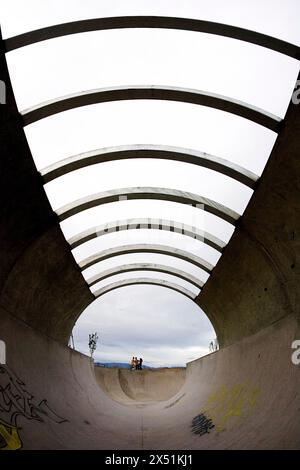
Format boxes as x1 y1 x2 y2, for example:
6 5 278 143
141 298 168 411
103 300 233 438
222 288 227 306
0 14 300 450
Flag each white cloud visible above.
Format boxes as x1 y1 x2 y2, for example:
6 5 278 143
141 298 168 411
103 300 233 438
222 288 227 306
73 285 215 367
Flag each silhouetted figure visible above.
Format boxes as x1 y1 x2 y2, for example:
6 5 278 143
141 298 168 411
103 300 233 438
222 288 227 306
139 358 143 370
209 338 219 352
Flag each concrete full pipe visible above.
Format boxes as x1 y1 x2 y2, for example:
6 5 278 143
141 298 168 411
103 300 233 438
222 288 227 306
0 23 299 450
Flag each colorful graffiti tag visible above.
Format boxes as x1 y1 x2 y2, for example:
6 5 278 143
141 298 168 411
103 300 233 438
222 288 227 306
0 365 68 450
192 381 261 436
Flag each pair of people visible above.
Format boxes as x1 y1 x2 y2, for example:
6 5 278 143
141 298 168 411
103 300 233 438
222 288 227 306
130 356 143 370
209 338 219 352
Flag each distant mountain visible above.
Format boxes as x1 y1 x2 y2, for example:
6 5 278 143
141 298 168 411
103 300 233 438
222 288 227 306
95 362 151 369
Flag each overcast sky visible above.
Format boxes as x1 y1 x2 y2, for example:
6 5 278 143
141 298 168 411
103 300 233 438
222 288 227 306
72 285 215 367
1 0 299 366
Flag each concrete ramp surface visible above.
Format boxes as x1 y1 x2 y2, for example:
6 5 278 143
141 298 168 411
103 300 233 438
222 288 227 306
94 367 186 403
0 309 299 450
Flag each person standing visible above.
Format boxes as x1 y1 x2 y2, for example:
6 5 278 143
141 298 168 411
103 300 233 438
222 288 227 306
130 356 135 370
134 357 138 370
139 358 143 370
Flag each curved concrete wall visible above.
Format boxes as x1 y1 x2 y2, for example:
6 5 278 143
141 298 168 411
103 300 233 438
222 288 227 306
0 306 299 449
0 32 93 344
94 367 186 403
5 16 299 58
197 94 300 346
1 39 298 345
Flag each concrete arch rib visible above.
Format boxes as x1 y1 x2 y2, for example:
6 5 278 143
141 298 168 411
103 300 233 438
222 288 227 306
79 244 214 274
57 187 240 225
21 85 281 131
87 263 204 289
93 277 197 300
68 218 226 253
41 145 258 189
5 16 299 59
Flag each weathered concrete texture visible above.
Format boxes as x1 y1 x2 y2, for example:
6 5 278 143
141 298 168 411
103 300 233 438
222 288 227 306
42 144 258 188
0 225 93 343
87 263 204 288
197 97 300 346
5 16 299 58
0 307 299 449
93 278 197 301
79 243 214 273
57 186 239 225
0 33 93 343
21 85 281 131
68 218 226 252
94 367 186 403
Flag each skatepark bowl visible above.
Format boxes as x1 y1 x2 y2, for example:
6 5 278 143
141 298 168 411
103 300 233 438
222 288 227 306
0 15 300 450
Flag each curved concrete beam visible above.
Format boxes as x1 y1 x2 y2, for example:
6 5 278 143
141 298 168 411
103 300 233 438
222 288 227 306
79 244 214 274
87 262 204 289
57 187 240 225
41 144 258 189
68 218 226 253
22 85 281 131
5 16 299 59
93 277 197 300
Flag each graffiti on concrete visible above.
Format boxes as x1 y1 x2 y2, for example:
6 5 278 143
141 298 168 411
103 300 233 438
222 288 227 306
0 365 68 450
191 413 215 436
192 381 261 436
0 418 21 450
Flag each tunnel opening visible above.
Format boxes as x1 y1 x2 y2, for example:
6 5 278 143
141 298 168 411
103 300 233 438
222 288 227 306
71 285 216 404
